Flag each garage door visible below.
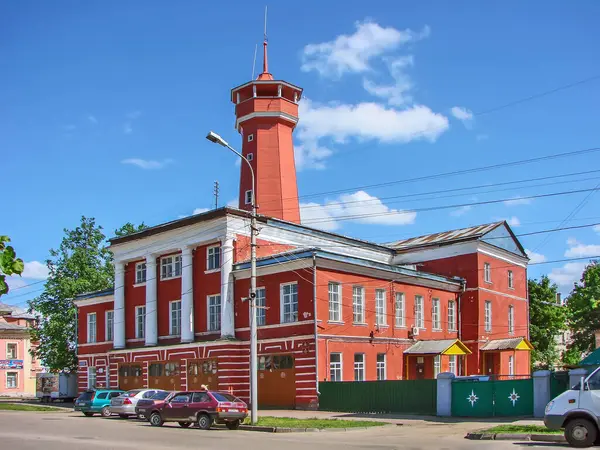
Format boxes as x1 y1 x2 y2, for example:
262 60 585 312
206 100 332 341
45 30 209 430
118 363 145 390
186 359 219 390
258 354 295 408
148 361 182 391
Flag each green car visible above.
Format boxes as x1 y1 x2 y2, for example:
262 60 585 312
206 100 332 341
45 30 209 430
74 389 124 417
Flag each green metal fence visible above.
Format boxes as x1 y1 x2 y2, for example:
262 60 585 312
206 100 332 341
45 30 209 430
319 380 437 415
550 371 570 399
451 377 533 417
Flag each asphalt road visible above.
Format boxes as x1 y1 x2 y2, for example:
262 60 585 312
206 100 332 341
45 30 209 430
0 410 570 450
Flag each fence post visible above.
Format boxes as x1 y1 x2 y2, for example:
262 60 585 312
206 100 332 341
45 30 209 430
569 368 588 389
532 370 551 418
437 372 455 416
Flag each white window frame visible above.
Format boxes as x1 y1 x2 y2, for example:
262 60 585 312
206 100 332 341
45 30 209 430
484 300 492 332
255 287 266 326
328 282 342 322
6 342 17 360
87 313 97 343
448 300 457 331
508 305 514 335
354 353 365 381
484 262 491 283
508 355 514 377
247 153 254 161
448 355 457 375
432 298 441 330
352 286 365 324
244 190 253 205
160 254 182 280
247 133 254 142
415 295 424 329
207 294 221 332
135 262 147 285
329 353 342 382
375 289 387 326
280 282 298 324
135 306 146 339
395 292 405 327
169 300 182 336
206 244 221 272
87 367 97 390
434 355 441 379
105 310 114 342
6 372 18 389
508 270 514 289
376 353 386 381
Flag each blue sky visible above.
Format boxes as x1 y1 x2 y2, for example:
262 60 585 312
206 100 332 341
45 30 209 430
3 0 600 305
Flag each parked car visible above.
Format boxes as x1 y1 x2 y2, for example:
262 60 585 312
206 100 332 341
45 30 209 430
110 389 167 419
144 390 248 430
74 389 124 417
135 390 173 419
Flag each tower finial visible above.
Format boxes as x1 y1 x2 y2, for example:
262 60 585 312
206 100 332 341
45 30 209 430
257 6 274 80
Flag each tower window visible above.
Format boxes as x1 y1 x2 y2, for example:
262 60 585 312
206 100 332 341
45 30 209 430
247 134 254 142
247 153 254 161
245 190 253 205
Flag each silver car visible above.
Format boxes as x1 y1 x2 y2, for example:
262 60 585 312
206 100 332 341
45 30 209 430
109 389 166 418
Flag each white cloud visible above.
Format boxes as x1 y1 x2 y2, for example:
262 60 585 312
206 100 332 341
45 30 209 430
294 142 333 170
300 190 417 231
227 199 239 208
526 249 546 264
504 216 521 227
476 134 489 141
564 238 600 258
123 123 133 134
451 205 472 217
88 115 98 124
192 208 210 215
123 110 141 134
450 106 474 129
594 225 600 233
6 277 28 290
121 158 173 170
503 196 533 206
301 21 429 78
21 261 49 280
549 262 587 287
362 55 414 106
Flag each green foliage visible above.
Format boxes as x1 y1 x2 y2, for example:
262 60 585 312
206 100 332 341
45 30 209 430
528 276 566 369
114 222 148 238
565 261 600 363
27 217 114 372
0 235 25 296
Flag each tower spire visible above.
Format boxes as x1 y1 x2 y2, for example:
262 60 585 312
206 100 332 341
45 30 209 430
257 6 274 81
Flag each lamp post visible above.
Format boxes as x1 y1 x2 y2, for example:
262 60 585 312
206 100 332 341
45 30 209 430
206 131 258 425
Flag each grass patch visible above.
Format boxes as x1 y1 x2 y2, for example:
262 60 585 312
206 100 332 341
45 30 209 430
244 416 386 429
480 425 561 435
0 403 61 412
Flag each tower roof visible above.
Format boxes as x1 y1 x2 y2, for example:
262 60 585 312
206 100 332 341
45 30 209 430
256 39 273 81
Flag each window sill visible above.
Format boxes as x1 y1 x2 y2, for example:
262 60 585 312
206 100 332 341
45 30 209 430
395 325 407 329
328 321 345 325
448 329 458 333
432 328 443 332
133 282 146 288
484 281 493 285
160 275 182 281
508 287 515 291
204 269 221 275
353 322 368 326
376 324 389 329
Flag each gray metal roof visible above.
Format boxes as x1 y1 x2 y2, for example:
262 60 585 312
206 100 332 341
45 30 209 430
387 222 504 251
0 322 28 331
74 288 114 300
481 337 527 351
404 339 458 355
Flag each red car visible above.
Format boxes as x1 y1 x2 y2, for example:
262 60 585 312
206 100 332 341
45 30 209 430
145 390 248 430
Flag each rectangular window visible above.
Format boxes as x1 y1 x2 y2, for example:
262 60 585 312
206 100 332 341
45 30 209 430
256 287 266 326
170 300 182 336
247 153 254 161
376 353 386 381
328 282 342 322
329 353 342 382
6 372 17 389
448 355 457 375
281 283 298 324
87 367 97 390
484 301 492 332
105 311 114 342
395 293 405 327
484 262 491 283
508 305 514 335
415 295 424 329
208 295 221 331
161 255 182 280
6 343 17 359
508 270 514 289
508 355 514 377
245 190 253 205
448 300 457 331
135 262 146 284
87 313 97 343
434 355 441 379
247 134 254 142
432 298 441 330
354 353 365 381
375 289 386 326
352 286 365 324
135 306 146 339
207 245 221 271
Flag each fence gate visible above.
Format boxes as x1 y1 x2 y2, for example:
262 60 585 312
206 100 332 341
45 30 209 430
550 371 570 399
451 378 533 417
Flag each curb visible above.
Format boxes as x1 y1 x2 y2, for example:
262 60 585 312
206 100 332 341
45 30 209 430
238 424 393 433
465 432 565 443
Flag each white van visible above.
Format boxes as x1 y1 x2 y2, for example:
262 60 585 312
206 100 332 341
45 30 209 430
545 366 600 447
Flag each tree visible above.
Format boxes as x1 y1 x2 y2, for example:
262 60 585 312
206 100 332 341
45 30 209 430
114 222 148 238
528 276 566 369
28 217 114 372
565 261 600 364
0 236 24 296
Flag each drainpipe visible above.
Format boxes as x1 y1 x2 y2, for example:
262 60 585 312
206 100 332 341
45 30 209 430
313 253 320 395
457 279 466 376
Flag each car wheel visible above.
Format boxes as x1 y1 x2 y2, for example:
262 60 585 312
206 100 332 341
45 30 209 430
101 406 111 418
149 412 163 427
119 414 129 419
83 412 94 417
197 413 213 430
226 420 240 430
178 422 192 428
565 418 598 448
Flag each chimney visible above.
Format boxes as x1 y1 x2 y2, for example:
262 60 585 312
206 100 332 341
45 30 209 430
556 293 562 305
595 330 600 349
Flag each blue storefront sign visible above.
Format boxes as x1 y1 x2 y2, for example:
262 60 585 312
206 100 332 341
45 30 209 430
0 359 24 369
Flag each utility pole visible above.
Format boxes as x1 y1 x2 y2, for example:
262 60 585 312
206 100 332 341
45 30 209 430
213 181 220 209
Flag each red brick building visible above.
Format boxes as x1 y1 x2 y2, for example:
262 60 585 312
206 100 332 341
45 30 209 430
74 41 531 409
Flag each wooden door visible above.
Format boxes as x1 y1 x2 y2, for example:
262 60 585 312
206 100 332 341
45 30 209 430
118 363 145 390
258 354 295 408
148 361 182 391
484 353 495 375
186 359 219 390
415 357 425 380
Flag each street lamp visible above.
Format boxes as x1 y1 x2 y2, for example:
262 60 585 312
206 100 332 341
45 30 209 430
205 130 259 425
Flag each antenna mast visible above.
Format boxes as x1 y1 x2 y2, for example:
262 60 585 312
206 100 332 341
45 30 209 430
213 181 219 209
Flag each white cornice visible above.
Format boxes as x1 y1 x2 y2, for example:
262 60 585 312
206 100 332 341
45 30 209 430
235 111 298 131
73 295 114 307
465 286 528 302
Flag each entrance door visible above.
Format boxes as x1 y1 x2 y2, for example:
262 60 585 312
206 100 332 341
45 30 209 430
258 354 295 407
118 363 144 390
186 359 219 390
148 361 182 391
415 357 425 380
484 353 495 375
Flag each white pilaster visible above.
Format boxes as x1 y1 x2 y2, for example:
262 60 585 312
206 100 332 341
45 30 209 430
113 261 125 349
181 246 194 343
145 255 158 346
220 235 235 338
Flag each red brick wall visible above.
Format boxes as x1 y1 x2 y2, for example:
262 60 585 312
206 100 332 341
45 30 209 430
193 244 222 335
124 259 146 341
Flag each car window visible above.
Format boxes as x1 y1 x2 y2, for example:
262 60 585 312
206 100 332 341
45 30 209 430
211 392 238 402
587 370 600 390
125 390 142 397
192 392 210 403
152 391 170 400
96 392 108 400
78 391 93 401
171 394 190 403
142 390 155 399
109 392 122 398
